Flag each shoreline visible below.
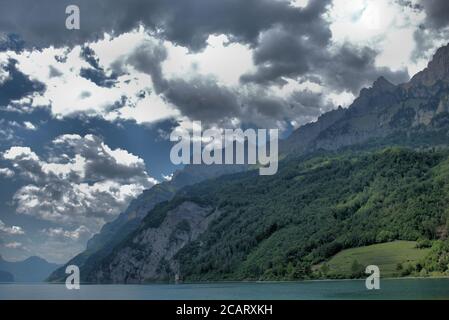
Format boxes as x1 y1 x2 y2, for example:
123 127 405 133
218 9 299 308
3 276 449 286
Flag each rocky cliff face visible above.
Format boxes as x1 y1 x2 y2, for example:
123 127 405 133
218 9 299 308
47 163 246 282
88 201 221 283
409 44 449 87
280 106 346 154
283 44 449 153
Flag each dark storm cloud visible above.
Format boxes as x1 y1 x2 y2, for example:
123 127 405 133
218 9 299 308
237 88 332 128
158 0 332 50
164 76 241 123
404 1 449 62
420 0 449 29
0 0 102 51
240 26 314 85
0 0 331 51
319 45 410 94
122 32 408 126
242 30 409 93
122 42 300 126
290 90 332 114
53 134 150 183
399 0 449 63
239 0 332 85
125 41 168 92
0 0 412 126
163 75 329 127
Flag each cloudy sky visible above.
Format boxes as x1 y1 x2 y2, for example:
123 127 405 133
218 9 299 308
0 0 448 263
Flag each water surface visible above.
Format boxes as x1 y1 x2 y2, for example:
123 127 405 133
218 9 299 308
1 278 449 300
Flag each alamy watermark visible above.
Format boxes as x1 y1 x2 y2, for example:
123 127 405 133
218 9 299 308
170 121 279 175
65 5 80 30
65 265 80 290
365 265 380 290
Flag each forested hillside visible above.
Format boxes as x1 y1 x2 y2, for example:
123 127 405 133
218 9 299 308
86 147 449 282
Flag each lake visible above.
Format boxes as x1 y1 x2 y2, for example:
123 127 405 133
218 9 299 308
1 278 449 300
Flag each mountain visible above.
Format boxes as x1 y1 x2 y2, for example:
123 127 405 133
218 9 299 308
282 44 449 154
0 270 14 282
408 44 449 87
84 147 449 282
58 43 449 283
0 255 59 282
47 162 247 282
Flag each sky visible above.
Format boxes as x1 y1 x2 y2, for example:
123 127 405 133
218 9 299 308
0 0 448 263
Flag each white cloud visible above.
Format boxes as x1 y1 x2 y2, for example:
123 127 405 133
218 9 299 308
3 134 158 229
23 121 37 130
163 34 255 86
0 5 441 132
4 242 23 249
0 219 25 235
1 28 324 129
0 167 14 178
326 90 356 108
42 225 90 241
0 66 9 85
289 0 309 8
3 146 39 161
326 0 426 75
5 29 179 125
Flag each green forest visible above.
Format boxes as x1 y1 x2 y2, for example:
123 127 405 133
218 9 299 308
133 147 449 281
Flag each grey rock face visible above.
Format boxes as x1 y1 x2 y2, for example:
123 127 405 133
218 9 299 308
282 44 449 154
90 201 220 283
48 162 246 282
409 44 449 87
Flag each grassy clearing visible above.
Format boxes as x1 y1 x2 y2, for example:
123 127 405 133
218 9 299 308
317 241 431 278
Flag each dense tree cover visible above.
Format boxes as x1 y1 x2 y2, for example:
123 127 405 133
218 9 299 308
420 240 449 276
165 147 449 281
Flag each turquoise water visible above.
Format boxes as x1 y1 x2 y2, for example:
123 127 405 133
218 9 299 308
1 278 449 300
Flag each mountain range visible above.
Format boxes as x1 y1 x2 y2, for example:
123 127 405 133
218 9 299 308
0 255 59 282
50 43 449 283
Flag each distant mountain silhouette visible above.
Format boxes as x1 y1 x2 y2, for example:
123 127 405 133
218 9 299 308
0 255 60 282
0 270 14 282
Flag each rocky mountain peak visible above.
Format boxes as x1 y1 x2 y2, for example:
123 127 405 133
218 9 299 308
358 76 396 99
409 43 449 87
372 76 396 91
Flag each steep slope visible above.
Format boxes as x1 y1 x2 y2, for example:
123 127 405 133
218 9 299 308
282 43 449 153
280 106 347 154
86 148 449 282
48 163 247 282
314 241 431 279
408 44 449 87
0 255 59 282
